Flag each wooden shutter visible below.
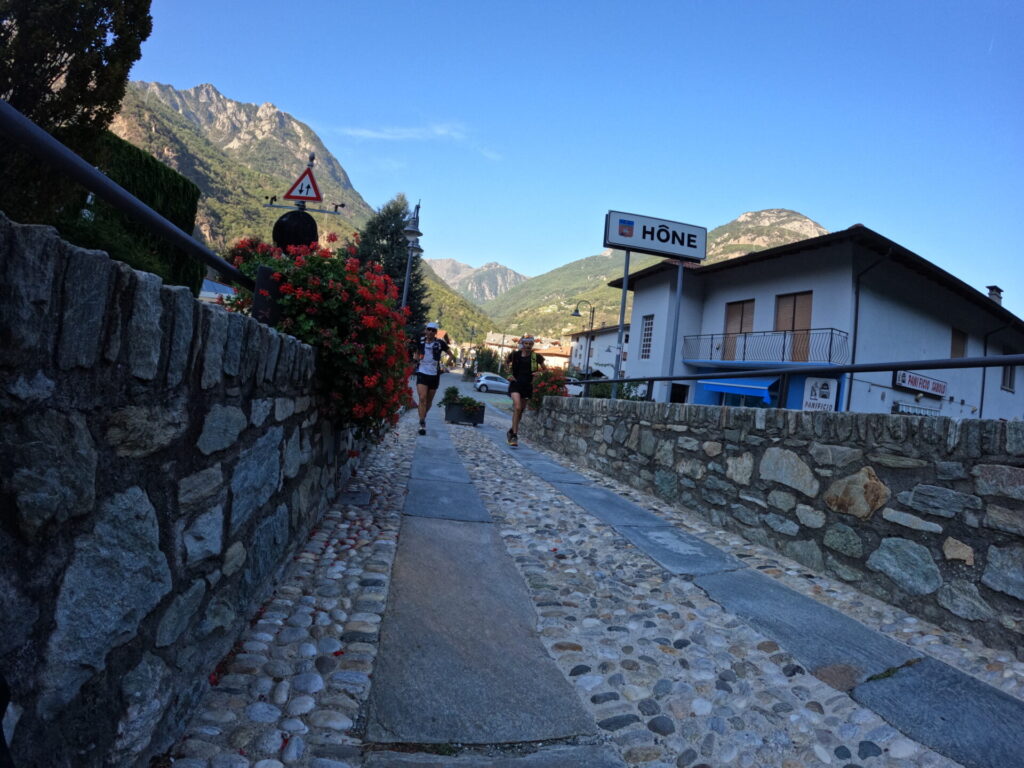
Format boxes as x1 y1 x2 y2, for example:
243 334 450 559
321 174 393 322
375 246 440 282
724 300 753 360
776 292 812 362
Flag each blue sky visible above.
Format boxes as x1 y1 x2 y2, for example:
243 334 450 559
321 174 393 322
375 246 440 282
130 0 1024 316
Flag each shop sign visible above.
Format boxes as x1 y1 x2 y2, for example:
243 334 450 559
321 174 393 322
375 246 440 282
803 377 838 411
893 370 947 398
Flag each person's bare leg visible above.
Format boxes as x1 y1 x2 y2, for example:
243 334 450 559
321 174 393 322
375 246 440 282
509 391 523 436
417 383 430 422
417 383 432 433
423 386 438 412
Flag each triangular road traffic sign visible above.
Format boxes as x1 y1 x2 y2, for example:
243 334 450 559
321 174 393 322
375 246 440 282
283 167 322 202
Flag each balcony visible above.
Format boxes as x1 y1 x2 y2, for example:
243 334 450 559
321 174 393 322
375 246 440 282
682 328 850 365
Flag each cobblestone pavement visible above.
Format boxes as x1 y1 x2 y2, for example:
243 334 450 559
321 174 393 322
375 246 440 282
164 410 1024 767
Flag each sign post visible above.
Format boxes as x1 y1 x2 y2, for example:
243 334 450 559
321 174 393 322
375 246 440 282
603 211 707 399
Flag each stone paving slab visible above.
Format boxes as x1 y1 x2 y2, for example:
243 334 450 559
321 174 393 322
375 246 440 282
403 478 491 522
695 568 923 686
614 524 746 576
852 657 1024 768
365 515 596 744
548 481 669 527
514 459 589 485
364 744 625 767
410 427 468 483
410 452 470 483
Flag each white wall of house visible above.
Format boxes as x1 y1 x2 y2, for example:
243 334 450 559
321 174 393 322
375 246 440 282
624 268 706 400
697 249 854 338
850 262 1024 420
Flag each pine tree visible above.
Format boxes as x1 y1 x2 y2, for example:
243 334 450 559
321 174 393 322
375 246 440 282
355 194 429 330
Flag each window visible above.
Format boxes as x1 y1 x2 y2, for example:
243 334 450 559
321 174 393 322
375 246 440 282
1003 347 1016 392
951 328 967 358
775 291 813 362
640 315 654 359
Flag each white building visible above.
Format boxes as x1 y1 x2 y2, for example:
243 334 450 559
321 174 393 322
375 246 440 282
568 324 629 378
611 225 1024 419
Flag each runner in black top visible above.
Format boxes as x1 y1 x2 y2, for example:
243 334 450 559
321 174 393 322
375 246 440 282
505 335 545 446
414 322 455 435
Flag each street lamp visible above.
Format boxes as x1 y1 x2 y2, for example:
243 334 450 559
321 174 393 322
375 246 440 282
570 300 595 375
401 202 422 309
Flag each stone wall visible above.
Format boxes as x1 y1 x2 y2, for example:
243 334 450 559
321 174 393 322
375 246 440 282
0 214 362 767
525 398 1024 658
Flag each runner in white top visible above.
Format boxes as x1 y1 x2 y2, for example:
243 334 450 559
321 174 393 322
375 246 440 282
415 322 455 435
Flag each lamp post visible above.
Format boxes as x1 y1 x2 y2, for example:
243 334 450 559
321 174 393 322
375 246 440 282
570 300 596 375
401 202 422 309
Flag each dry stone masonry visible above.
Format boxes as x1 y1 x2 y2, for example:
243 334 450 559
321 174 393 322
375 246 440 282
525 398 1024 658
0 213 361 768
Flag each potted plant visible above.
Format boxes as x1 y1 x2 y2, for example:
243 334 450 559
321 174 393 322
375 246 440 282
438 386 485 426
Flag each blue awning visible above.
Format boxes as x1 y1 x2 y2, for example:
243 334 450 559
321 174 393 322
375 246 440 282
698 376 778 403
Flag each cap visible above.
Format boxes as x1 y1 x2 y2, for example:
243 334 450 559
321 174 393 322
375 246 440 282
425 322 439 330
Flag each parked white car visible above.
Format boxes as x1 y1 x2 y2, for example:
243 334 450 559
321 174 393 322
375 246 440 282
564 377 584 397
474 372 510 394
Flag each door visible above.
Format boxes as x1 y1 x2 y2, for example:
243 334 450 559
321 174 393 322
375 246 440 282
776 291 812 362
723 300 754 360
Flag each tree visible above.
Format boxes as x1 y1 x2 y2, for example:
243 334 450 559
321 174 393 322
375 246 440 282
355 194 429 330
0 0 152 131
0 0 153 222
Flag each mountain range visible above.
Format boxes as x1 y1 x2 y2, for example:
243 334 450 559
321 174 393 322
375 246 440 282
112 82 828 343
427 258 530 303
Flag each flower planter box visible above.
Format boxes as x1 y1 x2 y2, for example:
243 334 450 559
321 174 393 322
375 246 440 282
444 403 484 426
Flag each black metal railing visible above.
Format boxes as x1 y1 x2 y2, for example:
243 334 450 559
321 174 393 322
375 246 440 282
682 328 850 365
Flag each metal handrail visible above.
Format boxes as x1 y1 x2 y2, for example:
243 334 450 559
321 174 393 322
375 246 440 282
682 327 850 364
0 99 253 289
579 353 1024 401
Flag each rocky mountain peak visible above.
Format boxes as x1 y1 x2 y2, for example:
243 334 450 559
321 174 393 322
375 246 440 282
706 209 827 262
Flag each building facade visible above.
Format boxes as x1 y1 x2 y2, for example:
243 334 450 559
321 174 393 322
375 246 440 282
567 324 629 378
613 225 1024 419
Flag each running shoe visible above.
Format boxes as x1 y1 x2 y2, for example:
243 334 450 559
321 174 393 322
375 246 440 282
507 429 518 447
419 420 426 436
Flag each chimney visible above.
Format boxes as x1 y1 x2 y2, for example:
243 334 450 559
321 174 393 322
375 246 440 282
987 285 1003 305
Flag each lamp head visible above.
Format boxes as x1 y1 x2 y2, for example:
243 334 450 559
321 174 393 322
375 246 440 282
570 308 582 318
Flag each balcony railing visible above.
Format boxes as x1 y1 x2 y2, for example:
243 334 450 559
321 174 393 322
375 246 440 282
682 328 850 365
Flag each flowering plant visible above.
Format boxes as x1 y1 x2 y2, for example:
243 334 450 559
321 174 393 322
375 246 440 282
438 386 484 413
527 368 569 410
220 235 413 440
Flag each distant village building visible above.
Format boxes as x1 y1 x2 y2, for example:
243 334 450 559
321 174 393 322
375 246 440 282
568 324 629 378
612 225 1024 419
198 278 235 304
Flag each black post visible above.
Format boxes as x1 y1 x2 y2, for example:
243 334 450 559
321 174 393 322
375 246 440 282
778 373 791 408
